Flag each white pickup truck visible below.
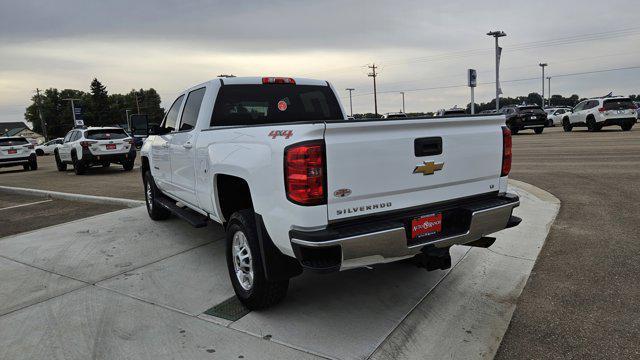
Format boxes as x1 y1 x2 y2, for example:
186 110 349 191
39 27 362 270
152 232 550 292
140 76 521 309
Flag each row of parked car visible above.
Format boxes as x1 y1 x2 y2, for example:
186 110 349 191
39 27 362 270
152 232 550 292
0 127 137 174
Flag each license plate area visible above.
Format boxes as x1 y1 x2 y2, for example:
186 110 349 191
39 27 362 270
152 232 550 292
406 208 471 246
8 149 17 154
106 144 116 150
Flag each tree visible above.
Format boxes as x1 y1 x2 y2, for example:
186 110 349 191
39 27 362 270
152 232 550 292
87 78 109 126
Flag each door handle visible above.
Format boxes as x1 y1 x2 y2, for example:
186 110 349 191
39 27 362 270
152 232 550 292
182 143 193 149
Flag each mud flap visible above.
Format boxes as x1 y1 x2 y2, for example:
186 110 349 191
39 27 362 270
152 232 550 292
254 213 303 281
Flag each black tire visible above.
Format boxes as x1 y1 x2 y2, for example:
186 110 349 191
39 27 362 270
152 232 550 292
143 171 171 221
23 164 30 171
72 153 86 175
562 118 573 132
29 158 38 170
547 119 554 127
509 127 519 135
123 160 134 171
534 127 544 134
226 209 289 310
621 122 634 131
36 149 44 156
102 162 110 168
54 151 67 171
586 117 599 132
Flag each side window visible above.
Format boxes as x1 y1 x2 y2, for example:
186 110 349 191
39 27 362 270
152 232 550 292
162 95 185 132
589 101 600 109
574 101 586 112
72 131 81 142
63 132 72 143
179 87 206 131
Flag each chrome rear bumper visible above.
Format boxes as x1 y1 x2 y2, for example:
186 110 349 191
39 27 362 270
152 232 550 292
290 193 520 271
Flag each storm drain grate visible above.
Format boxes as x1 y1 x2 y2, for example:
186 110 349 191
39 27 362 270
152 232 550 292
204 296 250 321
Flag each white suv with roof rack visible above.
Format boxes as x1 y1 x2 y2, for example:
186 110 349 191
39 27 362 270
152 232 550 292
0 136 38 171
54 127 137 175
562 96 637 132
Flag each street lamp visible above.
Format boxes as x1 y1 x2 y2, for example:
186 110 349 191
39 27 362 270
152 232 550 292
547 77 552 107
345 88 355 117
400 92 405 113
539 63 548 107
487 31 506 111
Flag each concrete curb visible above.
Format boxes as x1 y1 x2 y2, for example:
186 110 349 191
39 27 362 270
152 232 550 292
0 186 144 208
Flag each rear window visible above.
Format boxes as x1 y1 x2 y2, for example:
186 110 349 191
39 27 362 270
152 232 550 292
603 98 635 110
386 114 408 118
444 110 466 115
517 106 544 113
211 85 343 126
0 138 29 146
85 129 128 140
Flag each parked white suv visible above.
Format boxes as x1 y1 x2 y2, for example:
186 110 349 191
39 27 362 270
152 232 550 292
140 76 521 309
35 137 63 156
54 127 136 175
562 97 637 132
0 136 38 171
544 107 572 127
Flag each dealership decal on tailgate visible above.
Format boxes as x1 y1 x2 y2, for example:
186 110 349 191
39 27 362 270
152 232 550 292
411 213 443 239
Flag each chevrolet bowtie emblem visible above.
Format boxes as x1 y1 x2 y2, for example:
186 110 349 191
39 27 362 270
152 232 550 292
413 161 444 175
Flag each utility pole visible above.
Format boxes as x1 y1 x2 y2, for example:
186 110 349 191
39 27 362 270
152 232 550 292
345 88 355 117
539 63 548 107
368 64 378 116
487 31 506 111
134 92 141 115
125 109 132 131
35 89 48 141
547 77 552 107
400 92 405 113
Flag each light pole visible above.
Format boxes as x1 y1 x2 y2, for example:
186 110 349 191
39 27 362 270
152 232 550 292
63 98 82 127
487 31 506 111
400 92 405 113
345 88 355 117
539 63 548 107
547 77 552 107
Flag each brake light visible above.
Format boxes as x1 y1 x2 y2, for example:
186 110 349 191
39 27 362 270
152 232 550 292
125 138 135 145
262 77 296 85
25 144 34 149
285 141 325 206
501 126 512 177
598 107 605 113
79 140 97 148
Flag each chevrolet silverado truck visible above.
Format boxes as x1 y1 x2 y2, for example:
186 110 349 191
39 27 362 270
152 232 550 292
140 76 521 309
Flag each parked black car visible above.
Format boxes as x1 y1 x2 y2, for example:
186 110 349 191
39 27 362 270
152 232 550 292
501 105 547 134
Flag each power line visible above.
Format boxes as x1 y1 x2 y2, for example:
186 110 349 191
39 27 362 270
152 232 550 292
343 65 640 98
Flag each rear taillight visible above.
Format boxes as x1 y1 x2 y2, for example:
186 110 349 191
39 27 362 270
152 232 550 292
25 144 34 149
501 126 512 177
262 77 296 85
79 140 97 148
285 141 325 206
598 107 605 113
125 138 135 144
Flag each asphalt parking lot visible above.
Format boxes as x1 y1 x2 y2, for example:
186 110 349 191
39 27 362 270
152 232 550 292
0 153 144 200
496 126 640 359
0 192 124 238
0 125 638 359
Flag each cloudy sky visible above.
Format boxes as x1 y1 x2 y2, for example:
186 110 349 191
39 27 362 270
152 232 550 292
1 0 639 123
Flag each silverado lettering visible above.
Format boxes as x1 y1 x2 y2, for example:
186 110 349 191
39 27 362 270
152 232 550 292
336 202 392 215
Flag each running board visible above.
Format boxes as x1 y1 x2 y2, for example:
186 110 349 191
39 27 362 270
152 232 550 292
156 197 208 228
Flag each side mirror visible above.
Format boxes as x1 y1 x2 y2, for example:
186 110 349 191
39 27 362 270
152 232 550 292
148 125 169 136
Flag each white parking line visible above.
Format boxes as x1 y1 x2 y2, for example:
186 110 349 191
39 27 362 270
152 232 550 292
0 199 53 211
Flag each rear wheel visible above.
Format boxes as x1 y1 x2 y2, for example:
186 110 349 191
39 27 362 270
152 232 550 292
586 117 600 132
143 171 171 220
72 153 85 175
562 118 573 132
29 158 37 170
509 126 519 135
621 122 634 131
23 164 30 171
534 127 544 134
123 160 134 171
54 151 67 171
102 162 110 168
226 209 289 310
547 119 554 127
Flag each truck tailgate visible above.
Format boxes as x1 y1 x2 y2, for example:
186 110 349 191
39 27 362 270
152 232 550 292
324 116 505 221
